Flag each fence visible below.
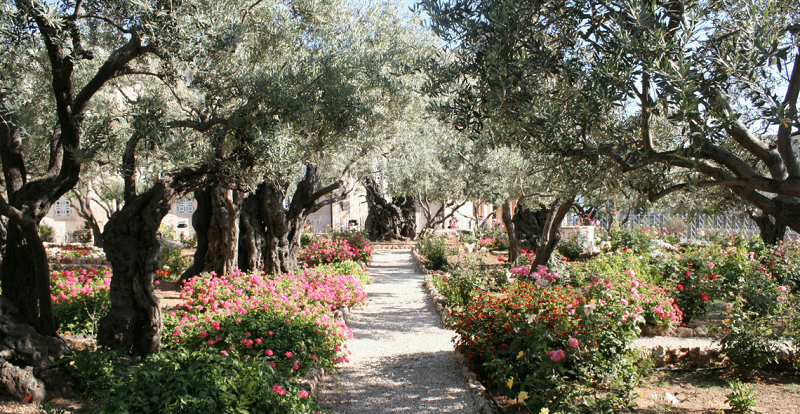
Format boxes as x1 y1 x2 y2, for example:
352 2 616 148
566 212 798 242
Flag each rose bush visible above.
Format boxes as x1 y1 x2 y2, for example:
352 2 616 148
451 277 662 412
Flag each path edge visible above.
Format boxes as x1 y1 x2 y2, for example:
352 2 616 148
411 249 500 414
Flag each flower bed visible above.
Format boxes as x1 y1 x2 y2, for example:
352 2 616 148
51 267 112 336
58 261 369 413
299 231 373 267
419 229 800 412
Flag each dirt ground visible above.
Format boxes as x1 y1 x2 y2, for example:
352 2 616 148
488 369 800 414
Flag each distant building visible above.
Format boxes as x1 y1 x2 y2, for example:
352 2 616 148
42 195 198 244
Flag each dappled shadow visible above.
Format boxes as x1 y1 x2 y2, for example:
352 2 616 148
319 350 474 414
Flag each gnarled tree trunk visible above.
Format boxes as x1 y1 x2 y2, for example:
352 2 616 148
750 210 787 246
238 165 344 276
238 188 267 273
0 97 61 336
181 188 243 279
513 203 550 251
501 199 519 264
98 164 231 356
363 178 416 241
531 196 576 268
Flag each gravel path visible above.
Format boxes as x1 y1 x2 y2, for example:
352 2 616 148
318 250 477 414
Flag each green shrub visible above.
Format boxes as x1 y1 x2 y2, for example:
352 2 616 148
558 228 585 260
73 223 93 244
39 224 55 242
607 225 653 254
726 379 758 413
758 237 800 293
93 348 321 414
58 347 136 399
719 291 796 370
416 233 450 271
436 255 489 307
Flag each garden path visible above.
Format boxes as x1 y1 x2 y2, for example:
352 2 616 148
317 249 477 414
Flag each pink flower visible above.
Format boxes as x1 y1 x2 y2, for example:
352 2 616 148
568 337 579 348
777 286 788 292
626 269 635 278
299 390 309 398
266 349 273 356
546 349 566 362
286 351 293 358
708 262 715 269
272 385 286 395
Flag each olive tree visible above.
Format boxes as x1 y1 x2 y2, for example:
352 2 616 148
421 0 800 242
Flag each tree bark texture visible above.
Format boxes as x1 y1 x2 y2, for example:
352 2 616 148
238 189 267 273
98 164 231 356
363 178 416 241
0 296 70 403
512 204 550 251
501 199 519 264
181 188 243 278
254 165 343 276
750 210 787 246
531 196 576 268
181 190 211 281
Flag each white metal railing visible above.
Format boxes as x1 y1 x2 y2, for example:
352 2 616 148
567 212 798 241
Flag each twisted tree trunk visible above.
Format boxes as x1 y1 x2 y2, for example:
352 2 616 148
98 164 232 356
363 178 416 241
531 196 576 268
181 188 243 279
238 188 267 273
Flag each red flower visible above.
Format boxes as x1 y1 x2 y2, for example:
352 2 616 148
23 395 32 403
676 284 684 291
700 293 709 301
497 257 505 262
709 274 717 280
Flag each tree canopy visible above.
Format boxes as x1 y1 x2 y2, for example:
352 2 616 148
420 0 800 235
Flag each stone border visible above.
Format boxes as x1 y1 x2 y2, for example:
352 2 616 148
412 248 499 414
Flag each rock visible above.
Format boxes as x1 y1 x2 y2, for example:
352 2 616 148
651 346 667 367
676 327 695 338
694 326 709 337
0 359 46 403
641 324 667 336
0 297 70 402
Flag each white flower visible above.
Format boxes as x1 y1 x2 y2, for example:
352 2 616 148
583 303 596 316
664 392 679 405
525 313 536 324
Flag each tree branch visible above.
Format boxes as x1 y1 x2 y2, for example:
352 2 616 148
776 46 800 178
